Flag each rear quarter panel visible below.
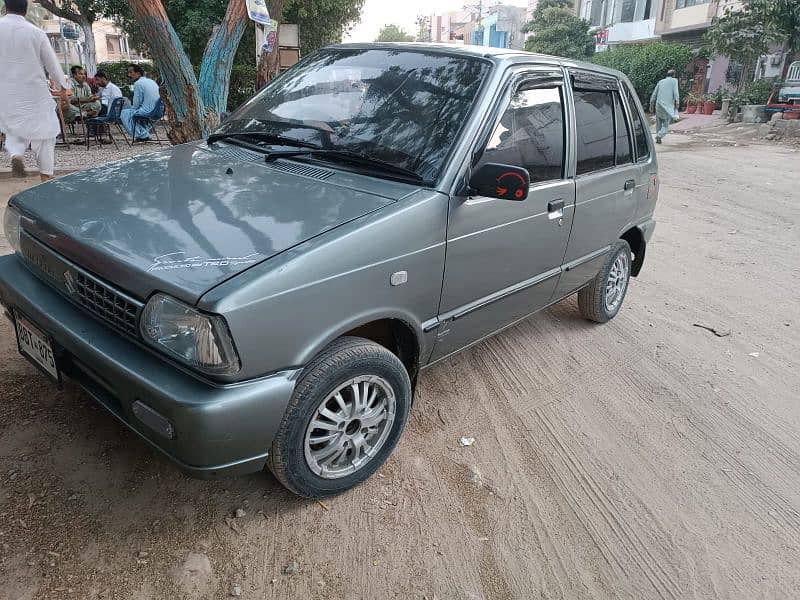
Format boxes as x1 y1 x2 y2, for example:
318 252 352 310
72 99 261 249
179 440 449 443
199 190 448 380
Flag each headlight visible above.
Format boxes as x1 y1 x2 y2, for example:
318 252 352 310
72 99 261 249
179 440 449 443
140 293 241 376
3 205 21 253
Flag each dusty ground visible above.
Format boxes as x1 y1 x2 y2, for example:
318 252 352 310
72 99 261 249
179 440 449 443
1 130 799 600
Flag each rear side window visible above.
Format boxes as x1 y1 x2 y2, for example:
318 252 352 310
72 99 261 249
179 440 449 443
574 90 615 175
479 86 565 184
614 92 633 165
624 87 651 161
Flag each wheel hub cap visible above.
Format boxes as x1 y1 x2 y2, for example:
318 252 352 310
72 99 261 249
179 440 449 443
304 375 396 479
605 253 629 312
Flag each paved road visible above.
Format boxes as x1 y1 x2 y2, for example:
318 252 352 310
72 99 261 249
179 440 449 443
1 134 799 599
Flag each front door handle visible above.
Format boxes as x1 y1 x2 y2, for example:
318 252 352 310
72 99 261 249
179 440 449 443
624 179 636 191
548 199 564 221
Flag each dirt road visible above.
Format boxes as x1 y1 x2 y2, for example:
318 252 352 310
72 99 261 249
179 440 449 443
1 133 799 600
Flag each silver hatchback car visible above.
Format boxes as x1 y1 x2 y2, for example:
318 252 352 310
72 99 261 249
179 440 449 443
1 44 658 497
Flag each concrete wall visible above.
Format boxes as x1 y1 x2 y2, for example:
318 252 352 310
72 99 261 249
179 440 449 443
670 3 710 29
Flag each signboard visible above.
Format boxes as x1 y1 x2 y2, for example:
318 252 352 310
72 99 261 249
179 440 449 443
595 28 608 52
247 0 271 25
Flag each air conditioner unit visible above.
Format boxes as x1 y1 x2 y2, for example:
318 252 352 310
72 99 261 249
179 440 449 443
770 55 782 66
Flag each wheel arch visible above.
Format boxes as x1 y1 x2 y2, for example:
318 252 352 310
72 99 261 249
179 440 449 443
299 312 423 389
620 225 646 277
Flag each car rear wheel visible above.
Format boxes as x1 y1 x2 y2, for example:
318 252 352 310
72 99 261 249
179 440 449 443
578 240 632 323
268 337 411 498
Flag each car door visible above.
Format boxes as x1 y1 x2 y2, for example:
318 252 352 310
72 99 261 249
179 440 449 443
429 67 576 362
555 70 642 297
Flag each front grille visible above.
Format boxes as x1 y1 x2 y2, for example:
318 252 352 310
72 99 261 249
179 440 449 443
68 271 139 335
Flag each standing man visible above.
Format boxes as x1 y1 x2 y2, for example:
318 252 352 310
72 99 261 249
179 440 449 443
0 0 69 181
649 69 680 144
121 64 160 142
65 66 102 123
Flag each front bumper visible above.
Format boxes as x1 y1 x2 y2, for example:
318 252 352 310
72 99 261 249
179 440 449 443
0 254 298 478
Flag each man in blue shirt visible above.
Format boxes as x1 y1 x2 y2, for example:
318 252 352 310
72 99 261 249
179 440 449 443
121 64 160 141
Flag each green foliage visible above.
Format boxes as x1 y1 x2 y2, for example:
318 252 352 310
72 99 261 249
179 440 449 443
375 24 414 43
523 2 594 60
283 0 365 54
96 60 158 98
106 0 364 63
706 0 800 89
591 42 694 106
705 2 768 85
725 77 777 120
228 63 257 111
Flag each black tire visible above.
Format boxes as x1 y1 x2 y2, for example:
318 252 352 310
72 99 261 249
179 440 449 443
578 240 632 323
269 336 411 498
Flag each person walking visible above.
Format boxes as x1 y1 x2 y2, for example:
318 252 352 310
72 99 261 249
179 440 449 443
0 0 70 181
649 69 680 144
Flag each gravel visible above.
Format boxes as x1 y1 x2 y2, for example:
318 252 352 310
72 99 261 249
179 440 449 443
0 139 163 174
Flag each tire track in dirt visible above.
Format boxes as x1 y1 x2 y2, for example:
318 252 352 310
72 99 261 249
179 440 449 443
468 318 687 600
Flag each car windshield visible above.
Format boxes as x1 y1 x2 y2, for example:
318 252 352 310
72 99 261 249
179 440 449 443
214 48 492 184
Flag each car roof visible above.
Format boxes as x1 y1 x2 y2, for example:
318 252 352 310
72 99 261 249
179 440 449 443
328 42 627 81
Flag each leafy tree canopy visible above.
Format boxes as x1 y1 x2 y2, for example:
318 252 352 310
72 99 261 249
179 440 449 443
103 0 364 67
706 0 800 62
375 23 414 43
591 42 694 106
523 2 595 61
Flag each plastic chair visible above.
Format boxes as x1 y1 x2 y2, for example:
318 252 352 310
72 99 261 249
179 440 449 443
85 97 127 150
132 99 166 146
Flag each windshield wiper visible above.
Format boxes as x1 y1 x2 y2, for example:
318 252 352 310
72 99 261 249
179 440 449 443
302 150 425 184
207 131 320 150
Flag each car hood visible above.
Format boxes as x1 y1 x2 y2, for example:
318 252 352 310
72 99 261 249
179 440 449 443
13 143 411 304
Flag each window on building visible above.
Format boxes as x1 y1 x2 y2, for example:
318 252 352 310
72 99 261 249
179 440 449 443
47 34 63 54
676 0 709 9
106 35 122 55
574 90 615 175
613 92 633 165
479 86 565 184
621 0 637 22
589 0 606 26
624 87 651 161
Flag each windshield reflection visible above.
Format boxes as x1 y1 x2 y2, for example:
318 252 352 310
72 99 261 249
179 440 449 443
215 49 492 184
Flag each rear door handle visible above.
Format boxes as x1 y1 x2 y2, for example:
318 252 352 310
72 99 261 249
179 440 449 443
624 179 636 191
548 199 564 220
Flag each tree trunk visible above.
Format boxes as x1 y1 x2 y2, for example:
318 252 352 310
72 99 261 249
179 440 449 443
198 0 249 115
128 0 208 143
77 19 97 75
256 0 285 90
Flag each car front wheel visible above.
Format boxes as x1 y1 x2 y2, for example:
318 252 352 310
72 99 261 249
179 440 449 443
269 337 411 498
578 240 632 323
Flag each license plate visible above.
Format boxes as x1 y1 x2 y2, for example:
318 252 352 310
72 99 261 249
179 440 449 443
15 314 60 382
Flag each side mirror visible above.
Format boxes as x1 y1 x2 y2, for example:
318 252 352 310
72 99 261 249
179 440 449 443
469 163 530 201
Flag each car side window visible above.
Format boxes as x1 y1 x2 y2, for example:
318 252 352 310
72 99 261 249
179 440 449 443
478 85 565 184
574 89 615 175
624 87 651 161
614 91 633 165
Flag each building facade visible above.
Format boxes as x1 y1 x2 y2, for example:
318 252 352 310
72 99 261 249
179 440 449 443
37 9 143 74
578 0 658 50
428 4 527 50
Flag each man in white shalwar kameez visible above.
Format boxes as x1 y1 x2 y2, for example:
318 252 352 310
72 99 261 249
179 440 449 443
0 0 69 181
649 69 680 144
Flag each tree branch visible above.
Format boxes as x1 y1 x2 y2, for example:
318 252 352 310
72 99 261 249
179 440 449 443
36 0 86 24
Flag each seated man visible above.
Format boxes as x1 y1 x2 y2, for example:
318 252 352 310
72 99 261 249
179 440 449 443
95 70 123 117
120 64 160 141
64 66 101 124
87 70 124 140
